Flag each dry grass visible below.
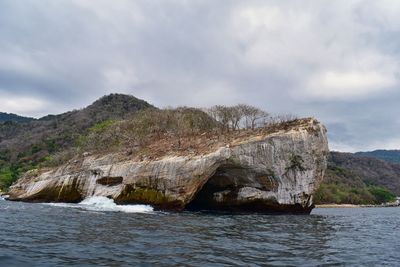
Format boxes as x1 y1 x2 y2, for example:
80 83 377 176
117 117 318 161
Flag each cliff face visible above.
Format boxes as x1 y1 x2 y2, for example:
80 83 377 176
7 119 328 213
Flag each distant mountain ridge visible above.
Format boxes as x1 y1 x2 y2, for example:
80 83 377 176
315 151 400 204
0 112 35 123
329 152 400 194
354 150 400 164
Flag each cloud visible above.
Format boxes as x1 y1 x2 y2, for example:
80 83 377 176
305 70 396 100
0 0 400 151
0 93 48 117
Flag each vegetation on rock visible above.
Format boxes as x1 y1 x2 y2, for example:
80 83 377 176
286 154 306 172
2 95 299 191
74 105 303 162
2 93 398 206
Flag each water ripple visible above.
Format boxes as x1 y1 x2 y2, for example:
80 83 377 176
1 201 400 266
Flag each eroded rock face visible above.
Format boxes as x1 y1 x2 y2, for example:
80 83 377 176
7 119 329 213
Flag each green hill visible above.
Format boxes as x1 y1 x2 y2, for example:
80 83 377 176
315 152 399 204
0 94 153 189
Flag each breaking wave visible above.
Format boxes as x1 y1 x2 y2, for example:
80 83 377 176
79 196 154 213
46 196 154 213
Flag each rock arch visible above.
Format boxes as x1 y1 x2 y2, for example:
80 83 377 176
185 162 284 212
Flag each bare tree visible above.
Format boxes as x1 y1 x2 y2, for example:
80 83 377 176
208 105 232 132
239 104 269 129
265 114 298 127
228 105 244 130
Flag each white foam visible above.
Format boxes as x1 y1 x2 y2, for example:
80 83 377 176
79 196 154 213
42 196 153 213
44 196 154 213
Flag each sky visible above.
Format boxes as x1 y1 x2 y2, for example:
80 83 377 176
0 0 399 152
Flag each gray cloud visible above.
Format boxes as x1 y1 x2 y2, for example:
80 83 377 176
0 0 399 152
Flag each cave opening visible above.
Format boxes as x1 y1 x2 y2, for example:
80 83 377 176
96 176 123 186
185 163 280 212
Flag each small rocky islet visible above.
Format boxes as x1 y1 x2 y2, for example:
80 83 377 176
6 118 329 213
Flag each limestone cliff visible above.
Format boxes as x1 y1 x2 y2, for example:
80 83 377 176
7 118 329 213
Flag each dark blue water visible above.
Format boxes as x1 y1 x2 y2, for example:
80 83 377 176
1 198 400 267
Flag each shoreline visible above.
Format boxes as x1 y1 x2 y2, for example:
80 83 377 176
316 204 360 208
316 203 400 208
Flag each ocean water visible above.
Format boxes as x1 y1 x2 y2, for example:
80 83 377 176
1 197 400 267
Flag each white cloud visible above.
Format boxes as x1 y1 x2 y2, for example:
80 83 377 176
231 3 315 69
374 138 400 150
102 67 139 92
329 141 360 153
1 0 400 151
0 49 46 77
230 1 399 102
304 70 396 99
331 137 400 152
236 5 286 32
0 94 48 117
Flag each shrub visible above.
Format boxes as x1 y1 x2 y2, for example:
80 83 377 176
367 186 396 204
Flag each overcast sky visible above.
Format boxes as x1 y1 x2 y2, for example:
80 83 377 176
1 0 399 152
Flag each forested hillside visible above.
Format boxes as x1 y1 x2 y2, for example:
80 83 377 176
315 152 399 204
0 94 153 189
0 113 35 123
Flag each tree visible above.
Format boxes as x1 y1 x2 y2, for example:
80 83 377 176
239 104 269 129
208 105 231 132
207 104 269 131
227 105 244 130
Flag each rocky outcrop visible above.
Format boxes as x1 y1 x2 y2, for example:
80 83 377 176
7 118 329 213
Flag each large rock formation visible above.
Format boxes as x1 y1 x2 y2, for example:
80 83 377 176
7 118 329 213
